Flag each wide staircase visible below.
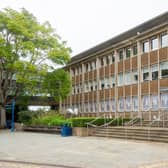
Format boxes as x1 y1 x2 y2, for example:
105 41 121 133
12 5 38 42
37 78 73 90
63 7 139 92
87 112 168 143
94 126 168 143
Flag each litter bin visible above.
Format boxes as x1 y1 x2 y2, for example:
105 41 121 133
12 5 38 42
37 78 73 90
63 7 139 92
61 124 72 137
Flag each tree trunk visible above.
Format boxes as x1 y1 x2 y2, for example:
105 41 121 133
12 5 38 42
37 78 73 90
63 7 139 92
0 106 6 128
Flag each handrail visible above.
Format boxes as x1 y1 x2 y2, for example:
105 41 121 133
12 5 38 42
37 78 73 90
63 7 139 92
124 115 141 127
147 111 168 128
98 119 115 127
86 113 105 126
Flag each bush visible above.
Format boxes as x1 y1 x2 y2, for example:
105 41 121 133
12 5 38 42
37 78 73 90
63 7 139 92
69 117 131 127
18 111 37 125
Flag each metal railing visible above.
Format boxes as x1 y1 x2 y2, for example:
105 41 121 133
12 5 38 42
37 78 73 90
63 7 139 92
147 110 168 128
124 115 141 127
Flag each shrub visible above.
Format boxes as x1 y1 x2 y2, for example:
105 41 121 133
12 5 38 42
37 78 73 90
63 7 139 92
18 111 37 125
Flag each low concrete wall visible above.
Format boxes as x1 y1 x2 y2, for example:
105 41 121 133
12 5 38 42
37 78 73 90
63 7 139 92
15 123 24 131
72 127 95 137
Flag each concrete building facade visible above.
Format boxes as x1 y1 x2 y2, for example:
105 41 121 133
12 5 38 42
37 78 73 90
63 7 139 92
62 12 168 120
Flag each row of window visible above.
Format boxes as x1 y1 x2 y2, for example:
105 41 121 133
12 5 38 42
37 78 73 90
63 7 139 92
142 33 168 53
71 33 168 76
64 93 168 113
71 61 168 93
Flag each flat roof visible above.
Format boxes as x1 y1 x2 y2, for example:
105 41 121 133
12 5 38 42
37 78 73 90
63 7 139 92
69 11 168 65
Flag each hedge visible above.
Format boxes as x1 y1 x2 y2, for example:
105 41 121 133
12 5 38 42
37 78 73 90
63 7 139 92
70 117 131 127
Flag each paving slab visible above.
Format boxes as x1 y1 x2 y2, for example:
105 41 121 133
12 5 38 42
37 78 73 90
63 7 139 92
0 130 168 168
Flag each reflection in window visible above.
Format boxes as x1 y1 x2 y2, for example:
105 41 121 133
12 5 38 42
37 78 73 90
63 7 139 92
142 67 149 81
119 50 124 61
161 93 168 109
118 97 124 112
126 47 131 58
125 71 131 85
151 64 158 80
125 96 131 111
112 53 115 63
132 70 138 83
151 38 158 50
105 78 111 89
133 45 137 56
111 99 116 112
100 100 105 112
161 33 168 48
111 75 115 88
106 100 110 112
160 61 168 78
151 95 158 111
142 95 150 111
142 41 149 53
118 73 123 86
133 96 138 112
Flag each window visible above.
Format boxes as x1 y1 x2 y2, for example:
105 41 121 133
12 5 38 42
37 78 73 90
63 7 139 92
126 47 131 58
132 70 138 83
85 64 88 72
111 75 115 88
111 99 116 112
118 97 124 112
84 82 89 92
119 50 124 61
125 71 131 85
106 100 110 112
160 93 168 109
112 54 115 63
118 73 123 86
142 95 150 111
100 57 104 67
151 64 158 80
161 33 168 48
160 61 168 78
71 69 75 76
92 61 96 70
100 100 105 112
100 79 105 90
151 95 158 111
133 96 138 112
106 56 110 65
90 62 93 70
142 67 149 81
133 45 137 56
142 41 149 53
151 38 158 50
125 96 131 112
105 78 110 89
85 103 89 112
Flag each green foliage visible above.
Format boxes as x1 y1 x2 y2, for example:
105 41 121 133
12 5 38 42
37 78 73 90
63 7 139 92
0 7 71 100
70 117 131 127
18 110 40 125
0 7 71 127
43 69 71 101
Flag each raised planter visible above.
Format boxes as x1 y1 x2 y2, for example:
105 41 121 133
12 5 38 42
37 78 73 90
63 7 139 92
72 127 95 137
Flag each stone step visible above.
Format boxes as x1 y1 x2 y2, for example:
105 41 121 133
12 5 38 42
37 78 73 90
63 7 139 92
95 131 168 138
94 127 168 143
96 128 168 134
95 133 168 142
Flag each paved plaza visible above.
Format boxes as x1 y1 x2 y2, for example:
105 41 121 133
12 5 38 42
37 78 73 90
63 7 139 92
0 130 168 168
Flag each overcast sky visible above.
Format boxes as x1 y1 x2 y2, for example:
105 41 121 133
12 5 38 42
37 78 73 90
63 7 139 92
1 0 168 57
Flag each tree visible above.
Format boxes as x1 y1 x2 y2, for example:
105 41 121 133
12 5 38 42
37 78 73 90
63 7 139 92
0 8 71 128
43 69 72 101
